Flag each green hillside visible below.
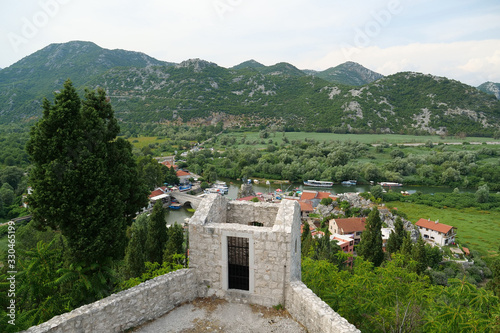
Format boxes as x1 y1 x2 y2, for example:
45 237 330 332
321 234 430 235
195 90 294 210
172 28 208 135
478 81 500 99
1 41 499 137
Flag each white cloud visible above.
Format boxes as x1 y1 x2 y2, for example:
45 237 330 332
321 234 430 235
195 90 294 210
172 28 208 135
308 40 500 86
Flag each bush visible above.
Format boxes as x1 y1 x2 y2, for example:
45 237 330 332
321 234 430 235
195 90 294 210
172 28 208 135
320 197 333 206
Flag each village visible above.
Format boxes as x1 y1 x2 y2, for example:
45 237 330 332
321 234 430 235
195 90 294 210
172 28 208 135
145 157 472 268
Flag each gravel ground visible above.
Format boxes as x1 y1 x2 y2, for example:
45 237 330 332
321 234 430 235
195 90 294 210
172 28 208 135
130 298 307 333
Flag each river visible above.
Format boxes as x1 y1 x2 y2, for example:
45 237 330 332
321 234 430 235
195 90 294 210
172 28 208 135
166 179 470 225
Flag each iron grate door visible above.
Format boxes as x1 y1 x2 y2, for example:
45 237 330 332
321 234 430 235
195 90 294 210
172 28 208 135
227 236 249 291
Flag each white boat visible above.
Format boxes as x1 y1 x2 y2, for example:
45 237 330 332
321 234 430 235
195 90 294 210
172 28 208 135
378 182 403 187
253 179 259 184
341 180 357 186
303 180 334 187
212 181 228 193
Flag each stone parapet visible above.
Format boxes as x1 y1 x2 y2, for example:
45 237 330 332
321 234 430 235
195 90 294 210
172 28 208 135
22 269 205 333
286 281 360 333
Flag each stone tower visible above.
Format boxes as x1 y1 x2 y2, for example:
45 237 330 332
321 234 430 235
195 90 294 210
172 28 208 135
189 194 301 307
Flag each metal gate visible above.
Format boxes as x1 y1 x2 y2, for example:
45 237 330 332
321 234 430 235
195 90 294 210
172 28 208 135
227 236 249 291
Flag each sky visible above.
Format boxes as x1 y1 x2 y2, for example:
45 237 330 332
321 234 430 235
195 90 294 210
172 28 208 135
1 0 499 86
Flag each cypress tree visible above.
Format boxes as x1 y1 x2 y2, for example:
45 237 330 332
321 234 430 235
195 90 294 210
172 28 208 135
146 200 167 263
124 214 148 279
412 235 428 274
163 222 184 263
26 80 148 265
400 232 414 257
357 208 384 267
387 217 405 254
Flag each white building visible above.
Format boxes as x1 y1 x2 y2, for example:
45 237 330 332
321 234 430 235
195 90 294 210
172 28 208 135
415 218 456 246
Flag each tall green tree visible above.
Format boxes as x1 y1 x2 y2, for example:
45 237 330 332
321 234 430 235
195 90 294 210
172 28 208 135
412 235 427 274
146 200 167 263
475 183 490 203
387 217 405 254
26 80 148 266
357 208 384 267
400 232 414 257
123 214 148 279
163 222 185 263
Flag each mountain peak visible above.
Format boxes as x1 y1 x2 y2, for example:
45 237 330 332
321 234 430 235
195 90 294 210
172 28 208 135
232 59 265 70
477 81 500 99
318 62 384 86
176 58 218 72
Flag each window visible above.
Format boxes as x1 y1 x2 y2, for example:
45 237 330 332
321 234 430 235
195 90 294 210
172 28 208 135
248 222 264 227
227 236 249 291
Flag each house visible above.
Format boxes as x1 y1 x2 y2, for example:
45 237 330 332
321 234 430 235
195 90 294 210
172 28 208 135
299 190 337 207
176 170 192 184
328 217 366 245
330 233 354 254
148 187 170 209
415 218 456 246
297 200 314 219
160 159 178 170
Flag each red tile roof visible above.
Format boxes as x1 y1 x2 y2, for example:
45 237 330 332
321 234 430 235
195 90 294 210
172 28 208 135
300 191 317 201
149 189 164 198
415 218 455 234
161 161 177 169
332 217 366 234
176 170 191 177
317 192 332 199
311 231 325 238
298 201 314 212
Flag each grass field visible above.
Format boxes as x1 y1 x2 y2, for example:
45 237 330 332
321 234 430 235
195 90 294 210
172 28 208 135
125 136 170 149
387 202 500 258
219 132 498 149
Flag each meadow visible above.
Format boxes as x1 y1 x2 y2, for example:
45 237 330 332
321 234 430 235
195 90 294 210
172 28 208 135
218 131 498 149
387 201 500 258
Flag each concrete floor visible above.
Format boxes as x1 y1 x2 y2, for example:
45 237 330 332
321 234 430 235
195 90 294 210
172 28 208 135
130 298 307 333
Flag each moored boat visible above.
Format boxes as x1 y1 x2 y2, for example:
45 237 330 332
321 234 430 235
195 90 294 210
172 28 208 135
303 180 334 187
341 180 357 186
169 203 182 210
379 182 403 187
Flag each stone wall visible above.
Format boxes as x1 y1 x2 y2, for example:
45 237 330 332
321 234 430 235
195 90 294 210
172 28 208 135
23 269 206 333
226 201 280 227
286 281 360 333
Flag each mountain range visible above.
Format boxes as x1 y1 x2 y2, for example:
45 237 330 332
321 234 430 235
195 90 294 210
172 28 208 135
0 41 499 136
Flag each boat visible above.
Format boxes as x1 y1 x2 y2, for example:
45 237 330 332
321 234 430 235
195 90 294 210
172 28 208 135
213 181 228 193
169 203 182 210
303 180 334 187
341 180 357 186
253 179 259 184
378 182 403 187
178 184 192 192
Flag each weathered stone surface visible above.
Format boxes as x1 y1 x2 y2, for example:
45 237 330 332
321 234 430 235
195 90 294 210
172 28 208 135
22 269 206 333
286 281 360 333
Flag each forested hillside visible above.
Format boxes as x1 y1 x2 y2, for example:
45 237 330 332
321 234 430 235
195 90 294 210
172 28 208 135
1 41 500 137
